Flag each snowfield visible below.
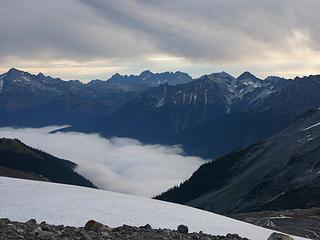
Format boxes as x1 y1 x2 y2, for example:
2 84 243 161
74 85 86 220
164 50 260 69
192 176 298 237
0 177 306 240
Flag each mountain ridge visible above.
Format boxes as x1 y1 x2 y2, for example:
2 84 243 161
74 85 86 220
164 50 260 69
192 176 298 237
156 108 320 214
3 68 320 160
0 68 192 127
0 138 96 188
59 70 300 159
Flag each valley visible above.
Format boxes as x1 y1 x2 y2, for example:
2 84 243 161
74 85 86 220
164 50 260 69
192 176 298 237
1 68 320 239
2 1 320 239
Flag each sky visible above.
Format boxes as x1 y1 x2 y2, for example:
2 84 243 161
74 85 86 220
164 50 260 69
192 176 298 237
0 126 204 197
1 0 320 81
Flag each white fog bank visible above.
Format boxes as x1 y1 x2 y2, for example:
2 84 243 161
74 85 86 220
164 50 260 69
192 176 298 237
0 126 204 197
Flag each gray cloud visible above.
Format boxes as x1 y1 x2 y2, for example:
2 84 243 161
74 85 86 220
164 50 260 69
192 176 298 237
0 0 154 60
1 0 320 79
0 127 204 197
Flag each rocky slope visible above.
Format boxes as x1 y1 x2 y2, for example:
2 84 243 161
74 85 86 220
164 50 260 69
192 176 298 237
173 74 320 159
231 208 320 240
0 218 251 240
156 109 320 214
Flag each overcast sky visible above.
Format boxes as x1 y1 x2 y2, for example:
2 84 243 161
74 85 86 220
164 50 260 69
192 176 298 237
1 0 320 81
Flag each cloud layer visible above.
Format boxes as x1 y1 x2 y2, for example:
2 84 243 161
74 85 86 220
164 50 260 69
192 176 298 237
1 0 320 79
0 127 204 197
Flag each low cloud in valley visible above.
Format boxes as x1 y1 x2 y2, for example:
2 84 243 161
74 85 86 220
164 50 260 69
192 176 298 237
0 127 204 197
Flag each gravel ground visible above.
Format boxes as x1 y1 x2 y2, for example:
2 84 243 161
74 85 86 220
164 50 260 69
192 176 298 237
231 208 320 240
0 218 250 240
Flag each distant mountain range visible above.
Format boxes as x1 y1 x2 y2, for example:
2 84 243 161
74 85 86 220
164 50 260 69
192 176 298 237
0 68 191 127
61 70 320 159
156 108 320 214
0 138 95 188
2 67 320 160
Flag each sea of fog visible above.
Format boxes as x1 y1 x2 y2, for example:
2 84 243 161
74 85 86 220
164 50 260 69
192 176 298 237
0 126 205 197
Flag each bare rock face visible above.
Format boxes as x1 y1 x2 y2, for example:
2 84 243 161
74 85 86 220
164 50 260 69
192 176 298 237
267 232 294 240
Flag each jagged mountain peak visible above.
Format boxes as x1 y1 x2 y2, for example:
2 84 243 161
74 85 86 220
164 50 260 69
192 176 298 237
37 72 45 78
207 72 236 87
110 72 122 79
4 68 62 84
237 71 260 81
6 68 28 77
294 74 318 80
209 71 235 80
2 68 66 83
139 70 153 78
7 67 23 74
3 68 34 84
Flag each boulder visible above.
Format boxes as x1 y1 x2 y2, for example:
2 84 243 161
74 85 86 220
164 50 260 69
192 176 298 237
267 232 294 240
25 219 37 225
177 224 188 234
140 224 152 230
84 220 109 232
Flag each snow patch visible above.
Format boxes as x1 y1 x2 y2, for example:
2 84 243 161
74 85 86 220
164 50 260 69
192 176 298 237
306 136 314 141
193 93 197 103
204 89 208 106
182 93 187 103
0 177 306 240
155 97 165 108
13 74 32 82
302 122 320 131
0 79 3 93
268 215 292 220
188 93 194 104
249 89 274 103
22 75 31 81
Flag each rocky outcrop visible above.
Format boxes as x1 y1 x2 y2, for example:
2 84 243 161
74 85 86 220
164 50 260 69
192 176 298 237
0 218 249 240
157 109 320 215
267 233 294 240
